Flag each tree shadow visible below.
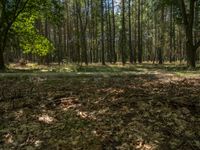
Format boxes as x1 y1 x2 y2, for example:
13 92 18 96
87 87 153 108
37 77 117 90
0 73 199 149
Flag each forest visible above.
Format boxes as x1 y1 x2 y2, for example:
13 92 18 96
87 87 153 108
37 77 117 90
0 0 200 150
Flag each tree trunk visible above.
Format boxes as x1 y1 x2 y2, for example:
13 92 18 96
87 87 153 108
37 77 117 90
178 0 199 68
138 0 142 63
169 3 173 63
158 6 165 65
186 43 196 68
129 0 133 64
0 49 5 70
111 0 117 63
121 0 126 65
101 0 105 65
0 30 8 70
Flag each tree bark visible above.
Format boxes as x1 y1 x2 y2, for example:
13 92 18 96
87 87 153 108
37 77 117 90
101 0 105 65
111 0 117 63
186 42 196 68
129 0 134 64
138 0 142 63
121 0 126 65
178 0 200 68
0 28 9 70
0 48 5 70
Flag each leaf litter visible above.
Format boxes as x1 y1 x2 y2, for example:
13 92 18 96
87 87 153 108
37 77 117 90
0 74 199 150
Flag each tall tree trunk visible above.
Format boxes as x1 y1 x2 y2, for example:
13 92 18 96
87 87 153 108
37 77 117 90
121 0 126 65
169 3 173 63
101 0 105 65
138 0 142 63
58 26 62 65
45 18 50 65
129 0 134 64
158 6 165 65
178 0 200 68
111 0 117 63
107 1 112 63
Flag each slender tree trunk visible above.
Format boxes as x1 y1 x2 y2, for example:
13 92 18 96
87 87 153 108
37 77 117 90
138 0 142 63
158 6 165 64
169 3 173 63
58 26 62 65
107 1 112 63
101 0 105 65
111 0 117 63
121 0 126 65
134 1 137 63
45 18 50 65
129 0 133 64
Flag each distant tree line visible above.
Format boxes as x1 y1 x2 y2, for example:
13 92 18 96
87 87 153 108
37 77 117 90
0 0 200 69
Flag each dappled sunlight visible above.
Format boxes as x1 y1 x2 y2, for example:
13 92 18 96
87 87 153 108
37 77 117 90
76 111 96 120
60 97 81 111
14 109 24 120
98 88 125 102
1 0 200 148
3 133 14 144
41 69 49 72
134 139 156 150
116 138 157 150
5 63 200 79
97 107 110 115
1 73 200 149
38 114 55 124
34 140 43 147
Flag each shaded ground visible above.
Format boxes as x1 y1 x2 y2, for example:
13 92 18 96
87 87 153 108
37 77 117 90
0 65 200 149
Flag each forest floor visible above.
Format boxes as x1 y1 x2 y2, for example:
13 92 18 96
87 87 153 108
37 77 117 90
0 64 200 150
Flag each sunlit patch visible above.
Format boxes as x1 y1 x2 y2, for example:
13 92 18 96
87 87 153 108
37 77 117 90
76 111 96 120
134 139 156 150
38 114 55 124
98 107 109 115
15 109 24 120
91 130 98 136
60 97 80 111
100 88 124 94
41 69 48 72
63 67 73 72
3 133 14 144
35 140 43 147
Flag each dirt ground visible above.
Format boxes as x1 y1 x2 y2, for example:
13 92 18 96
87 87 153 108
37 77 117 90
0 72 200 150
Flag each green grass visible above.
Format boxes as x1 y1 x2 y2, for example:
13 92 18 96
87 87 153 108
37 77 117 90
1 62 200 78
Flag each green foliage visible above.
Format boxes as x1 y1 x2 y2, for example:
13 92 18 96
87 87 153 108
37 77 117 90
12 14 54 56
